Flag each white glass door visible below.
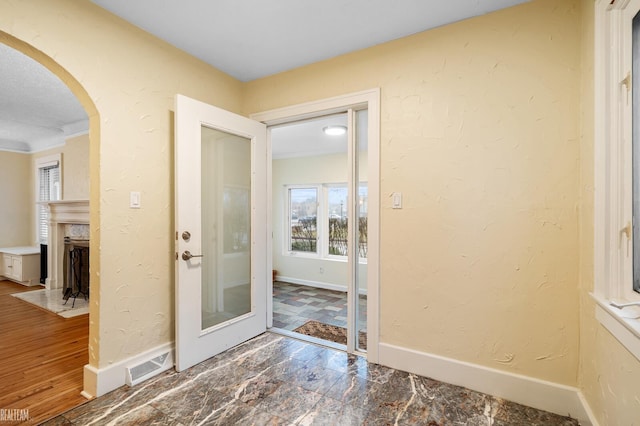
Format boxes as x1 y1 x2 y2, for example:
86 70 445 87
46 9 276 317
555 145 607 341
175 94 267 371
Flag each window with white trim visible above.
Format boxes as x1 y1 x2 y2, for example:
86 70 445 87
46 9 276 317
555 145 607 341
595 0 640 360
633 6 640 295
288 186 318 254
36 154 61 244
286 184 368 259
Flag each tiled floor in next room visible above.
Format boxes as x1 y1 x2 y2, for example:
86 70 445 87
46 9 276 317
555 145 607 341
44 333 580 425
272 281 366 331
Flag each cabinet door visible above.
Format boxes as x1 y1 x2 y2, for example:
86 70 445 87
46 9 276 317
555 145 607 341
2 255 12 278
12 256 22 281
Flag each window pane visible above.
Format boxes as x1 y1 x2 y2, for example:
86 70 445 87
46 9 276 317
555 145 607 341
328 187 348 256
325 185 368 258
358 185 368 259
634 11 640 294
289 188 317 253
37 164 60 244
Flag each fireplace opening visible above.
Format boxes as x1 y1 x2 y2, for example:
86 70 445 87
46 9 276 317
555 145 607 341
40 244 48 284
63 237 89 307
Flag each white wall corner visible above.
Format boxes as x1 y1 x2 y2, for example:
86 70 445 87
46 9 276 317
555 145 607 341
378 342 597 426
83 342 175 398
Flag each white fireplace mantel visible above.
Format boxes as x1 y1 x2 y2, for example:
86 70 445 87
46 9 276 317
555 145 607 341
46 200 90 224
44 200 89 290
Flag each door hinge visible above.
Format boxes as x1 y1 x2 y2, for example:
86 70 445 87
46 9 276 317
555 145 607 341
622 221 631 240
621 221 632 256
622 72 631 103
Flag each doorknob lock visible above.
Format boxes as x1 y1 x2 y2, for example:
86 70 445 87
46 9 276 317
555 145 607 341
181 231 191 241
182 250 203 261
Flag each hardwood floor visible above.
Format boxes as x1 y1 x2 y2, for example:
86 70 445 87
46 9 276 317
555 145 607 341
0 280 89 425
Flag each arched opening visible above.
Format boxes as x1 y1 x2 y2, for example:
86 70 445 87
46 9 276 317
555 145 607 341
0 31 100 423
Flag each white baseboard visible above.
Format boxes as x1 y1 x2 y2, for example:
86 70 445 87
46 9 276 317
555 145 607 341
276 275 368 295
577 391 600 426
83 342 174 398
378 343 597 426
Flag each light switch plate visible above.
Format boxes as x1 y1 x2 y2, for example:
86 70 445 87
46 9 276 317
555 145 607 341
130 191 141 209
392 192 402 209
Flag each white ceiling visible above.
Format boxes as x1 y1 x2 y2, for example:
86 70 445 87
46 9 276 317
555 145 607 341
0 0 527 153
91 0 528 82
0 43 88 153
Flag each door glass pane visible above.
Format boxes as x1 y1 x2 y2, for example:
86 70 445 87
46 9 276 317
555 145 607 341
356 109 368 351
201 125 252 331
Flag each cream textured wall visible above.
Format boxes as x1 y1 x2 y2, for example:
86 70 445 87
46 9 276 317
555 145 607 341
0 151 32 247
578 1 640 423
61 133 90 200
0 0 243 372
246 0 582 385
272 153 368 291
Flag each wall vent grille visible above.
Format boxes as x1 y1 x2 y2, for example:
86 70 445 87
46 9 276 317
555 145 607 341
125 351 172 386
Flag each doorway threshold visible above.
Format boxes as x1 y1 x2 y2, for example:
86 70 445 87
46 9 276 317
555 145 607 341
268 326 367 359
269 326 347 352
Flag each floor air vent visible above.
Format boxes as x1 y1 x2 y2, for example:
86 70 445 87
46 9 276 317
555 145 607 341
125 351 172 386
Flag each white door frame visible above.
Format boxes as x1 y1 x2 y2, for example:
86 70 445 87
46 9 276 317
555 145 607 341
251 88 380 363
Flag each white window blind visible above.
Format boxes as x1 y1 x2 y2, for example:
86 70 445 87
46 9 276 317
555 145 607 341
37 163 60 244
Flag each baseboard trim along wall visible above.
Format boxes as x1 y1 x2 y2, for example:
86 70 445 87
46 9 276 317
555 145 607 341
276 275 368 295
83 342 175 398
378 343 598 426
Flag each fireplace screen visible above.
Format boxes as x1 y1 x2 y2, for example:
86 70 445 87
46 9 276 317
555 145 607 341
63 238 89 306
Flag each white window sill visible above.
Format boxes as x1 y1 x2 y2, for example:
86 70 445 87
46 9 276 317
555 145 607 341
591 293 640 362
285 251 320 259
284 252 368 264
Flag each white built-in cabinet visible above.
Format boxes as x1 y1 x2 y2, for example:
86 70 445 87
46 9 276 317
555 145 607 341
0 247 40 286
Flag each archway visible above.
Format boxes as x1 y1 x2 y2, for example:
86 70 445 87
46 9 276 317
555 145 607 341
0 31 100 421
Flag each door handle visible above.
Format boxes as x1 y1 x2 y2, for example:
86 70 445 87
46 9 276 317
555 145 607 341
182 250 203 261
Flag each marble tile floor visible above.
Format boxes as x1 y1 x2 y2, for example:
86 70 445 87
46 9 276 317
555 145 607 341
273 281 366 332
43 333 579 425
11 288 89 318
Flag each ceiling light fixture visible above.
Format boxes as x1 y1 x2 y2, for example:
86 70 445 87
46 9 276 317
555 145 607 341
323 125 347 136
